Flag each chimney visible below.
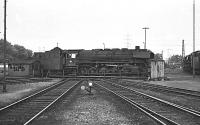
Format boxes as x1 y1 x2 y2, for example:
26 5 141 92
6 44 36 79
135 46 140 50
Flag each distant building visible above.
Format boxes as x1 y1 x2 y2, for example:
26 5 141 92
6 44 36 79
8 59 41 77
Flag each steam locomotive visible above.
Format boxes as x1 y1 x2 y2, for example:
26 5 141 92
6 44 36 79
64 46 154 76
34 46 154 76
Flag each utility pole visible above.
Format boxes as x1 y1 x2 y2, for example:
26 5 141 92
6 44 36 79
182 40 185 59
3 0 7 92
103 43 105 50
193 0 195 78
142 27 149 49
125 34 131 48
182 40 185 68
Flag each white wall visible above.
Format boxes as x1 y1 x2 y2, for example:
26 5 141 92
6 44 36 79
8 64 30 76
151 60 164 79
0 64 8 77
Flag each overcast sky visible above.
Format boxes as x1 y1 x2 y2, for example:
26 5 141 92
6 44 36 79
0 0 200 59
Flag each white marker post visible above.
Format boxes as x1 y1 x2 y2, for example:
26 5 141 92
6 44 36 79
88 82 93 94
80 81 93 94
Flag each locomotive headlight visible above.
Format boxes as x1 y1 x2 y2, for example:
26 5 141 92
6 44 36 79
89 82 93 87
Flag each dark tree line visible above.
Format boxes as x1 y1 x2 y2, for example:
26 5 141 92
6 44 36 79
154 53 183 64
154 53 183 69
154 53 163 60
168 55 183 64
166 55 183 69
0 39 33 61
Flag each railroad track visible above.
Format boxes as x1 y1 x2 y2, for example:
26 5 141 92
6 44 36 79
0 79 82 125
122 79 200 97
95 80 200 125
109 79 200 112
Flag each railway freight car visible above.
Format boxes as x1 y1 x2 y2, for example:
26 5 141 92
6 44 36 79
64 46 154 76
183 51 200 74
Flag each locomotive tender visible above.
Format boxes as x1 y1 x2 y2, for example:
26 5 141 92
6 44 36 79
34 46 154 76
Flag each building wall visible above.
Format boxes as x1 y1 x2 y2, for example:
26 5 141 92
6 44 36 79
8 64 30 76
150 61 157 79
151 60 164 79
0 64 8 77
157 61 164 78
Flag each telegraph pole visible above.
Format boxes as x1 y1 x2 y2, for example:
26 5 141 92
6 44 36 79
182 40 185 68
56 42 59 47
103 43 105 50
193 0 195 78
142 27 149 49
125 34 131 48
182 40 185 58
3 0 7 92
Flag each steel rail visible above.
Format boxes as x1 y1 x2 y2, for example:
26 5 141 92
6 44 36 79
124 80 200 97
98 80 200 124
107 80 200 116
95 82 179 125
0 79 66 112
24 80 81 125
104 80 200 117
0 79 81 125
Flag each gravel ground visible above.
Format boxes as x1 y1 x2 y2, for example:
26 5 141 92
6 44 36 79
31 81 159 125
156 72 200 91
148 80 200 91
165 71 200 81
0 78 61 107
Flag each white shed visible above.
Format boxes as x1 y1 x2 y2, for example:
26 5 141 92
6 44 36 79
151 60 164 80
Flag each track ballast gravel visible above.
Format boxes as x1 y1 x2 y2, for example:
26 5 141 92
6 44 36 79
31 81 158 125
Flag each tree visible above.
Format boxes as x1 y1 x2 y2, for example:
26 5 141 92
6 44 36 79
154 53 163 60
167 55 183 68
14 44 33 58
168 55 182 63
0 39 33 61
